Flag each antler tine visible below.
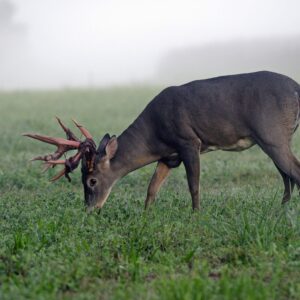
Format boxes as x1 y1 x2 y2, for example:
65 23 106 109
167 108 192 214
72 119 93 139
49 151 83 182
30 152 63 162
41 163 53 173
23 133 80 148
56 116 68 132
30 155 48 162
46 159 66 165
50 167 66 182
56 117 80 142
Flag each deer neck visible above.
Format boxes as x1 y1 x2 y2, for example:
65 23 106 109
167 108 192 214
110 122 159 179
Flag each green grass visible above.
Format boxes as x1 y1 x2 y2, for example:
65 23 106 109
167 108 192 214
0 87 300 300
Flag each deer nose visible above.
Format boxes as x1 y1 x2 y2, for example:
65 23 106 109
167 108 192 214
86 202 103 214
86 206 94 213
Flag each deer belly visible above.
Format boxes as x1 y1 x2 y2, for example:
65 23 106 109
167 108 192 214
203 137 255 153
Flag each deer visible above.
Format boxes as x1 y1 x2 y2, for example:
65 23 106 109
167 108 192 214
24 71 300 211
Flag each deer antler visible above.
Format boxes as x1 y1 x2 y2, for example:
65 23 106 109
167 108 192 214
23 117 96 182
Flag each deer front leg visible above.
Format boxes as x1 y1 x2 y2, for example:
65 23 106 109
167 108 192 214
180 142 201 210
145 161 171 209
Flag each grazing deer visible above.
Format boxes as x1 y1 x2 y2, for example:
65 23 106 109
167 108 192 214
24 71 300 211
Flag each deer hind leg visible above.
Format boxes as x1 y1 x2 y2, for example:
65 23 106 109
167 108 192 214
259 142 300 202
274 164 295 203
145 161 171 209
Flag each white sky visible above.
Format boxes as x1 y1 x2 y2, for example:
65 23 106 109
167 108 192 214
4 0 300 88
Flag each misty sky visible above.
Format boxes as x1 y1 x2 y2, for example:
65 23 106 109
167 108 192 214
1 0 300 89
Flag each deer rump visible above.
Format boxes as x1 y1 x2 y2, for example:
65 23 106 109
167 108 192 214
24 71 300 210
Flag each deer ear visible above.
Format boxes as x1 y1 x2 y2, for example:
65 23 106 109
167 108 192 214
97 133 111 154
105 136 118 160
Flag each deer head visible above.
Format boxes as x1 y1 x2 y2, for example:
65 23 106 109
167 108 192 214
23 117 118 211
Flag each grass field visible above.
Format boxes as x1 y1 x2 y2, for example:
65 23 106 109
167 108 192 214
0 87 300 300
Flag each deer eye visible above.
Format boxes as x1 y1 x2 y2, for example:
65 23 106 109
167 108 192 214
89 178 97 187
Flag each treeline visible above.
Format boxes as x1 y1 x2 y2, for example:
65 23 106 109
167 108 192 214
156 36 300 83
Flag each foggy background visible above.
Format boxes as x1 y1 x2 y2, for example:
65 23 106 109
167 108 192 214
0 0 300 90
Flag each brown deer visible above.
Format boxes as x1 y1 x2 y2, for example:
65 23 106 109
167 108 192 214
24 71 300 211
